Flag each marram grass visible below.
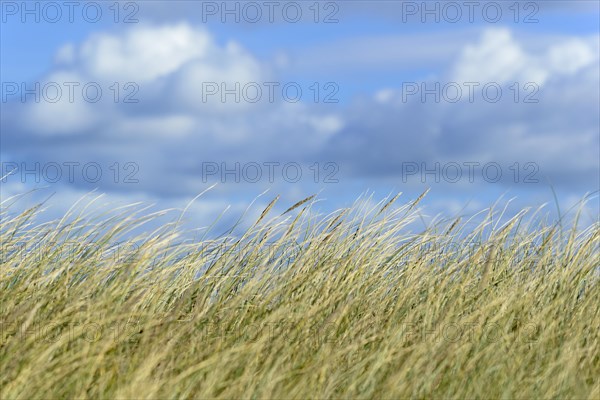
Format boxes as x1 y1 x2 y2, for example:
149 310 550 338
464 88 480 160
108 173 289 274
1 193 598 399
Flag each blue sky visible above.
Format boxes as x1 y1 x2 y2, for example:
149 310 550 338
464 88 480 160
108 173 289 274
1 1 599 234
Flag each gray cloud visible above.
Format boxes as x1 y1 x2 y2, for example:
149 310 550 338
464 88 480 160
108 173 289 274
1 24 598 225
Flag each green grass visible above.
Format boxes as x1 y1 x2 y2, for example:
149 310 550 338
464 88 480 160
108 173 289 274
1 193 598 399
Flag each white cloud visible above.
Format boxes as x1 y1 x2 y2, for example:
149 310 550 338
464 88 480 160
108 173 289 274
375 89 395 104
54 43 76 65
2 24 597 226
452 28 598 85
547 39 597 75
170 41 266 112
79 23 214 83
23 71 101 135
114 115 197 138
452 28 548 84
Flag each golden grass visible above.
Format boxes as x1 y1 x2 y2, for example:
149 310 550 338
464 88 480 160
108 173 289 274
1 193 598 399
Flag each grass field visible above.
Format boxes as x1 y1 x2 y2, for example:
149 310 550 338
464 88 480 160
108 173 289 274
1 193 598 399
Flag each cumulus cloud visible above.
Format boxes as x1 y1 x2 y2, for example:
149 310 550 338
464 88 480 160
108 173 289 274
22 71 101 136
317 27 599 191
1 23 598 226
1 23 345 198
79 23 214 83
452 28 598 85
